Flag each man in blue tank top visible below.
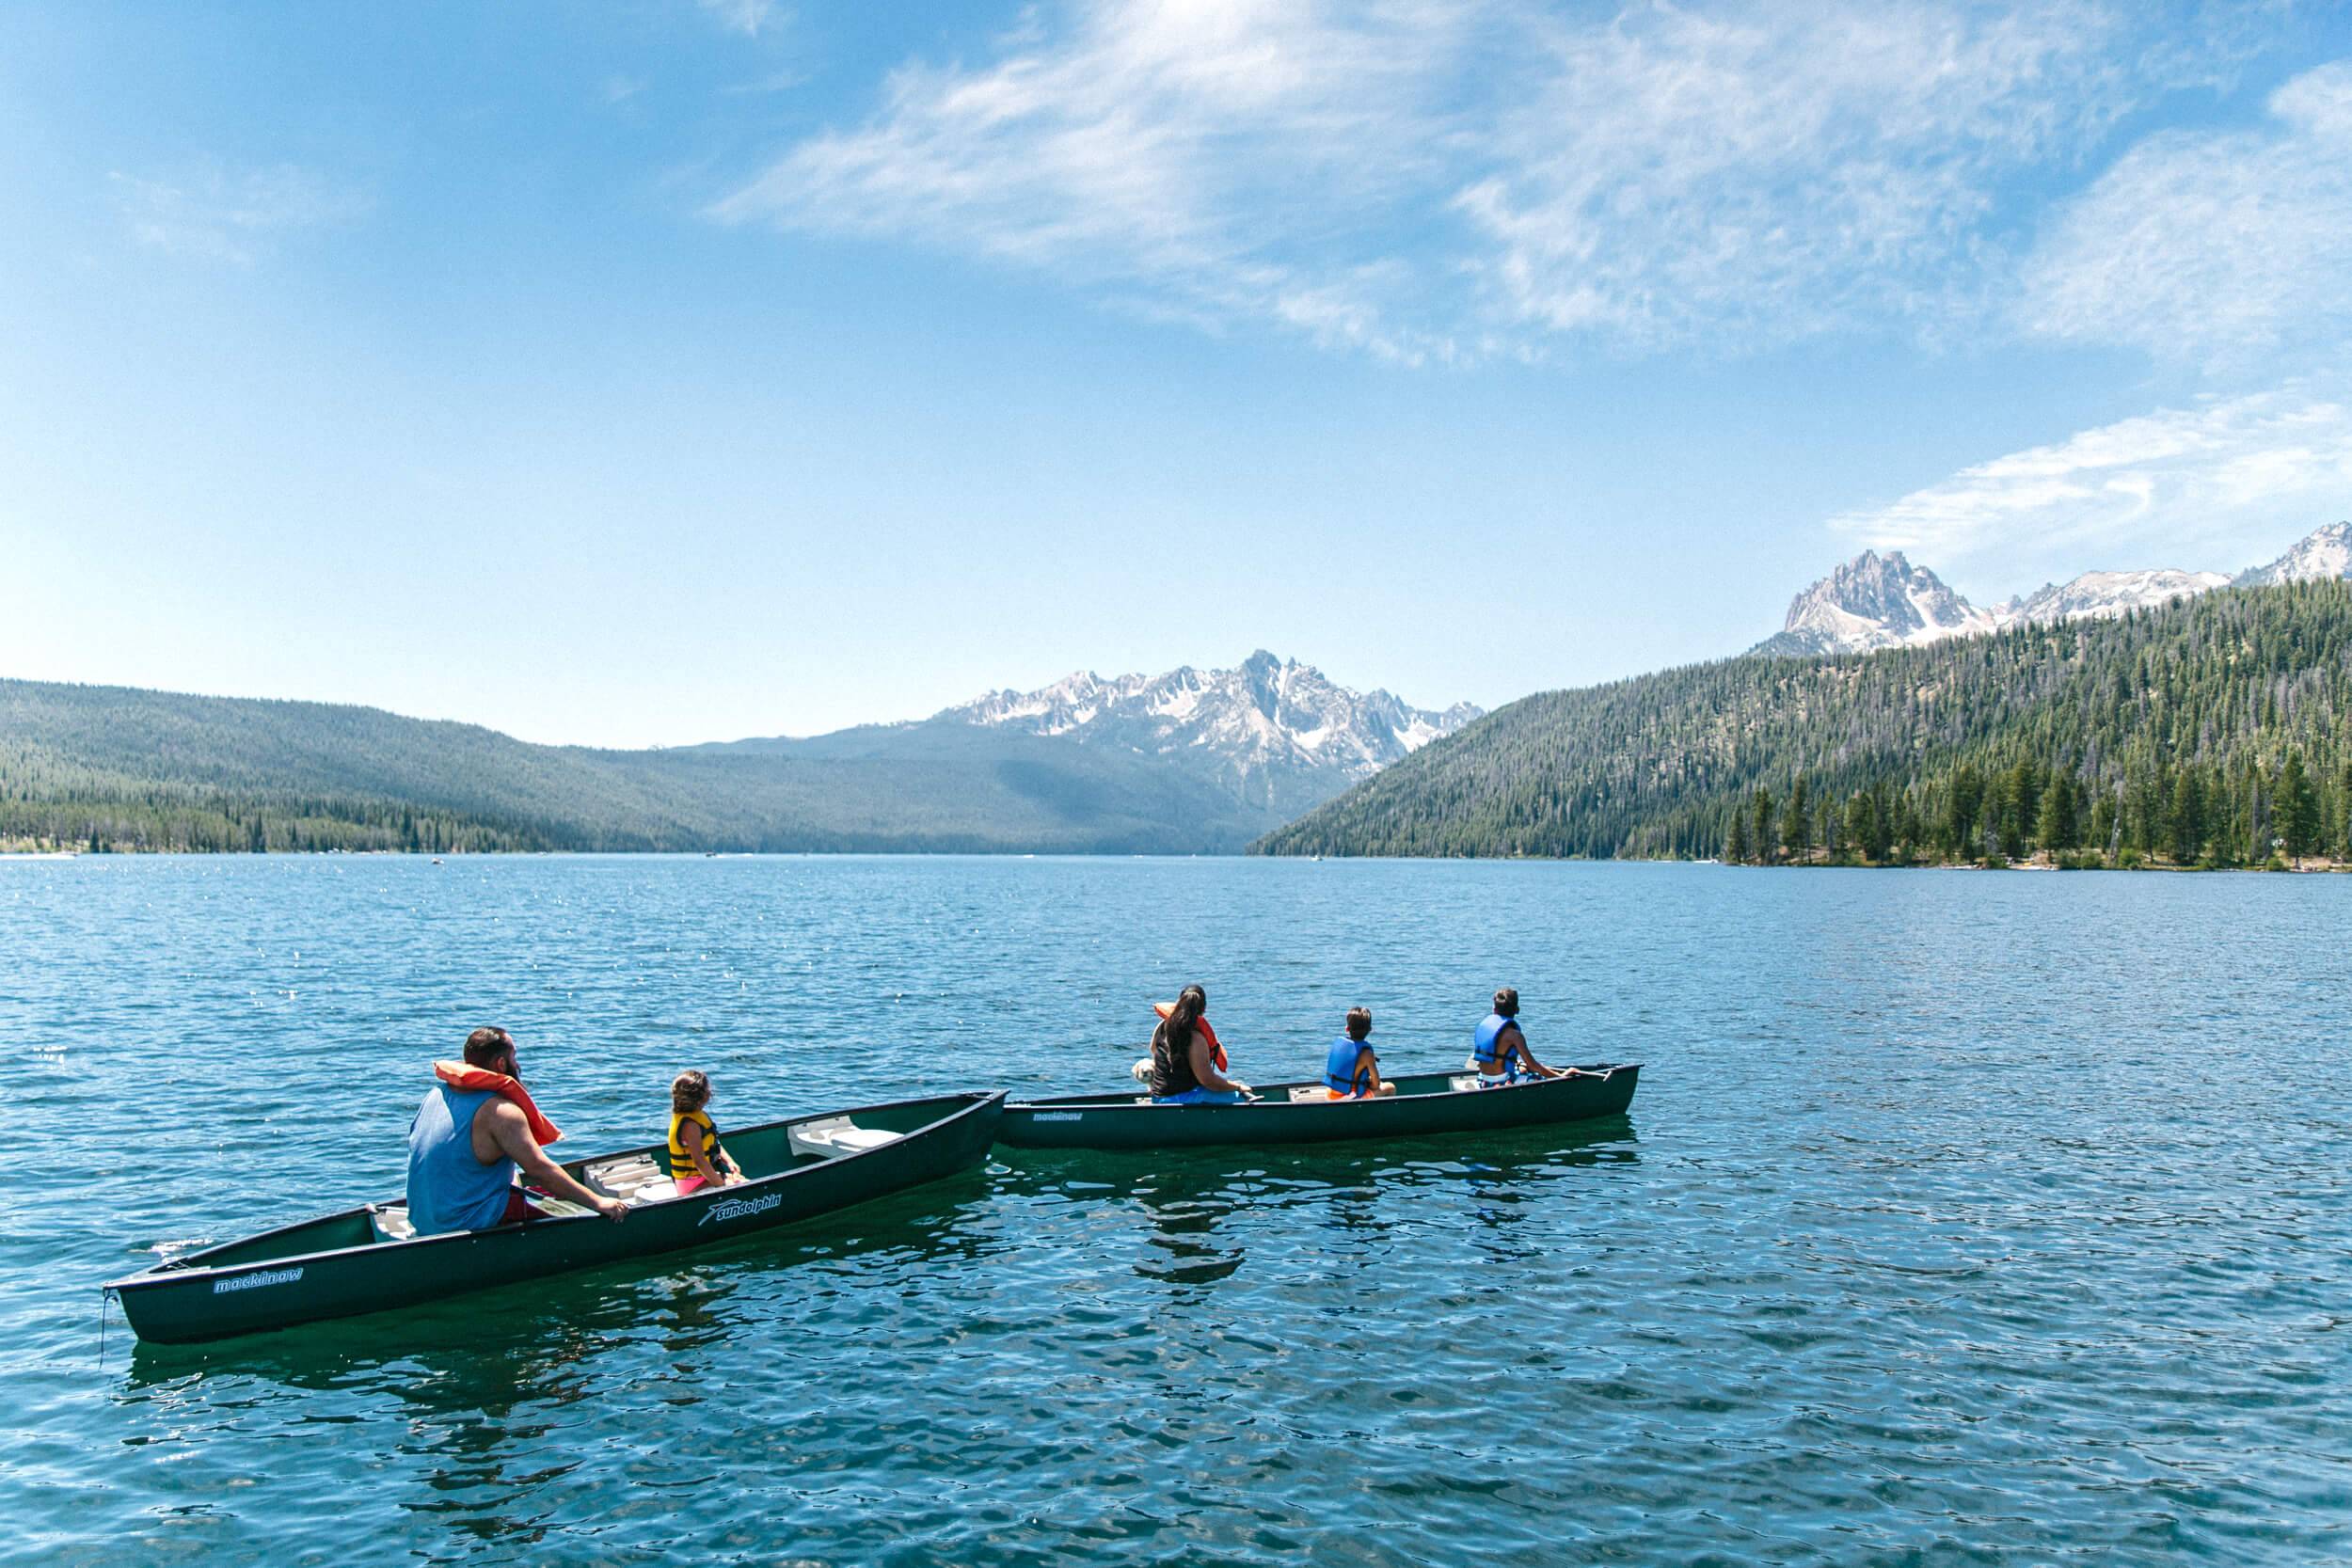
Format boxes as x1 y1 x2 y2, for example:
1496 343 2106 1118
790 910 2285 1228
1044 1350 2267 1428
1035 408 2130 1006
406 1027 627 1235
1469 988 1585 1088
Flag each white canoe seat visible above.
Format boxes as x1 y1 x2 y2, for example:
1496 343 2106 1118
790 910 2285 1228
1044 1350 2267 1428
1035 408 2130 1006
789 1117 902 1160
1288 1085 1337 1103
585 1153 680 1204
371 1204 416 1243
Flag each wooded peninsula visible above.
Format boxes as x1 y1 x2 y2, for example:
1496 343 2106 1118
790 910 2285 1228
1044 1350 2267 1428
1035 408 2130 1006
1263 578 2352 870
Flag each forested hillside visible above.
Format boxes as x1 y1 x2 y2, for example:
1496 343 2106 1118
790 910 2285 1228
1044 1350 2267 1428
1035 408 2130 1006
0 682 1279 854
1258 580 2352 867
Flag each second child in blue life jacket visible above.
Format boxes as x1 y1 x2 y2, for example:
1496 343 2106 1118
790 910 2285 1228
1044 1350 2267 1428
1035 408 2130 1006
1469 987 1585 1087
1322 1006 1395 1100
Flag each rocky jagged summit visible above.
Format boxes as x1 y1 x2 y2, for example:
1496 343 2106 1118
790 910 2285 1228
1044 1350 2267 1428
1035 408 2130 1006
1755 550 1995 656
939 651 1482 816
1997 568 2232 627
2236 520 2352 586
1757 522 2352 657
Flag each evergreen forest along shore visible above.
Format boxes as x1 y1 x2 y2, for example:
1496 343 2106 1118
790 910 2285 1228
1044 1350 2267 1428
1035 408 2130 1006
0 683 1278 856
1257 580 2352 869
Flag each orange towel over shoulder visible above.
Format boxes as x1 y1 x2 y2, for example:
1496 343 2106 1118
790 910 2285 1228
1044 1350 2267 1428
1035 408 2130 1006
432 1061 563 1145
1152 1003 1228 1071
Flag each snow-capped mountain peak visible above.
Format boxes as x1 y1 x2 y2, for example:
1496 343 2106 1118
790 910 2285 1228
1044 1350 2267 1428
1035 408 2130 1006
2237 521 2352 586
1756 550 1996 656
1757 522 2352 657
1997 568 2231 627
937 652 1481 815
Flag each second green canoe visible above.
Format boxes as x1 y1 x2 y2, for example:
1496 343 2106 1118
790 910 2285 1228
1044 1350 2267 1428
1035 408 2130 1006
997 1064 1638 1150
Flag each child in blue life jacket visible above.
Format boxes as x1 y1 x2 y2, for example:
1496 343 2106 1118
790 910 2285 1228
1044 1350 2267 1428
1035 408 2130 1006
1321 1007 1395 1100
1469 987 1590 1086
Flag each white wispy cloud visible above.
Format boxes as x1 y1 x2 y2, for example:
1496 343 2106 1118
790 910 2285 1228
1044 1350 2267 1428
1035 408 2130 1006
1830 383 2352 572
2018 60 2352 367
1456 2 2140 347
711 0 1478 362
110 162 365 265
698 0 780 39
711 0 2257 359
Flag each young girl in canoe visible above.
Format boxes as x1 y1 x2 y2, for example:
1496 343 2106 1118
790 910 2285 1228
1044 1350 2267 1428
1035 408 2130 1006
667 1070 746 1194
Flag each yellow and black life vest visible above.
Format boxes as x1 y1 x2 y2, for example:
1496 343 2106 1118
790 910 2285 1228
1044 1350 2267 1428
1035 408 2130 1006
666 1109 725 1180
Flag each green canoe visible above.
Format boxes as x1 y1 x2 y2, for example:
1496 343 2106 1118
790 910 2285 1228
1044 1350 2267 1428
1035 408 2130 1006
996 1064 1638 1151
107 1090 1003 1345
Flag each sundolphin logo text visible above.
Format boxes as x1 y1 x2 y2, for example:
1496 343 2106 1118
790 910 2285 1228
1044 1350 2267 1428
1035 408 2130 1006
698 1191 784 1227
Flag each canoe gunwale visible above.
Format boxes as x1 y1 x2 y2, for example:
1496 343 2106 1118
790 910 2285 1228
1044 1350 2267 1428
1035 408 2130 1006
994 1063 1640 1150
104 1089 1003 1298
1005 1062 1641 1112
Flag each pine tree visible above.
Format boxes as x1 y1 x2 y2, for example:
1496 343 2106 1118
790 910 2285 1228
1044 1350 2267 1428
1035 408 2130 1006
1782 776 1811 860
2035 771 2079 856
2168 768 2205 864
1753 787 1775 864
2124 768 2159 853
1725 806 1751 864
1867 781 1895 863
1844 790 1878 863
2003 759 2040 858
1944 765 1984 859
2341 762 2352 859
2280 752 2321 866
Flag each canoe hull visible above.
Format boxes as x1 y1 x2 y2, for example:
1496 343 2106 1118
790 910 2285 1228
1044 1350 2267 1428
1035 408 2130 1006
997 1065 1638 1151
110 1091 1003 1345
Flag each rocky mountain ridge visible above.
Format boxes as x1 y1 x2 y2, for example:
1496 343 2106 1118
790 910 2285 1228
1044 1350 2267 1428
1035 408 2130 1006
938 651 1482 816
2235 521 2352 588
1757 522 2350 657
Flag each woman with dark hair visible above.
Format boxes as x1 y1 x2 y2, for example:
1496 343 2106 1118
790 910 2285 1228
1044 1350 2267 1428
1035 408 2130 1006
1148 984 1252 1104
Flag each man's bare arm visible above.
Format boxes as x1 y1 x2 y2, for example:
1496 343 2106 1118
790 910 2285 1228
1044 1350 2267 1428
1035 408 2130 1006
483 1102 628 1220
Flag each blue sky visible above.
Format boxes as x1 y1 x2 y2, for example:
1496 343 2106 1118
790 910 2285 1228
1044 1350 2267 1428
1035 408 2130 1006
4 2 2348 746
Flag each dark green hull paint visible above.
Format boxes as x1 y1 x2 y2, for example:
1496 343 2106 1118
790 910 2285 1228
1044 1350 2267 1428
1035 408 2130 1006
997 1065 1638 1150
107 1091 1003 1344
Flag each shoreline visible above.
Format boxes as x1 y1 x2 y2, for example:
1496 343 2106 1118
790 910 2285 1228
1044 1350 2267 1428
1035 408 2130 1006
8 844 2345 872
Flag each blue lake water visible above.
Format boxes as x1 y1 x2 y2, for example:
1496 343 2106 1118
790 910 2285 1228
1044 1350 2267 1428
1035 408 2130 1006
3 854 2348 1565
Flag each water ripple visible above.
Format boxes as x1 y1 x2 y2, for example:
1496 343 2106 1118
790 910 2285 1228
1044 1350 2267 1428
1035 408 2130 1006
0 856 2347 1564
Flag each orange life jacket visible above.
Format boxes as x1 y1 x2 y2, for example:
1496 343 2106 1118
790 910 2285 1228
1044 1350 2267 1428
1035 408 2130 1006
1152 1003 1228 1071
432 1060 563 1145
